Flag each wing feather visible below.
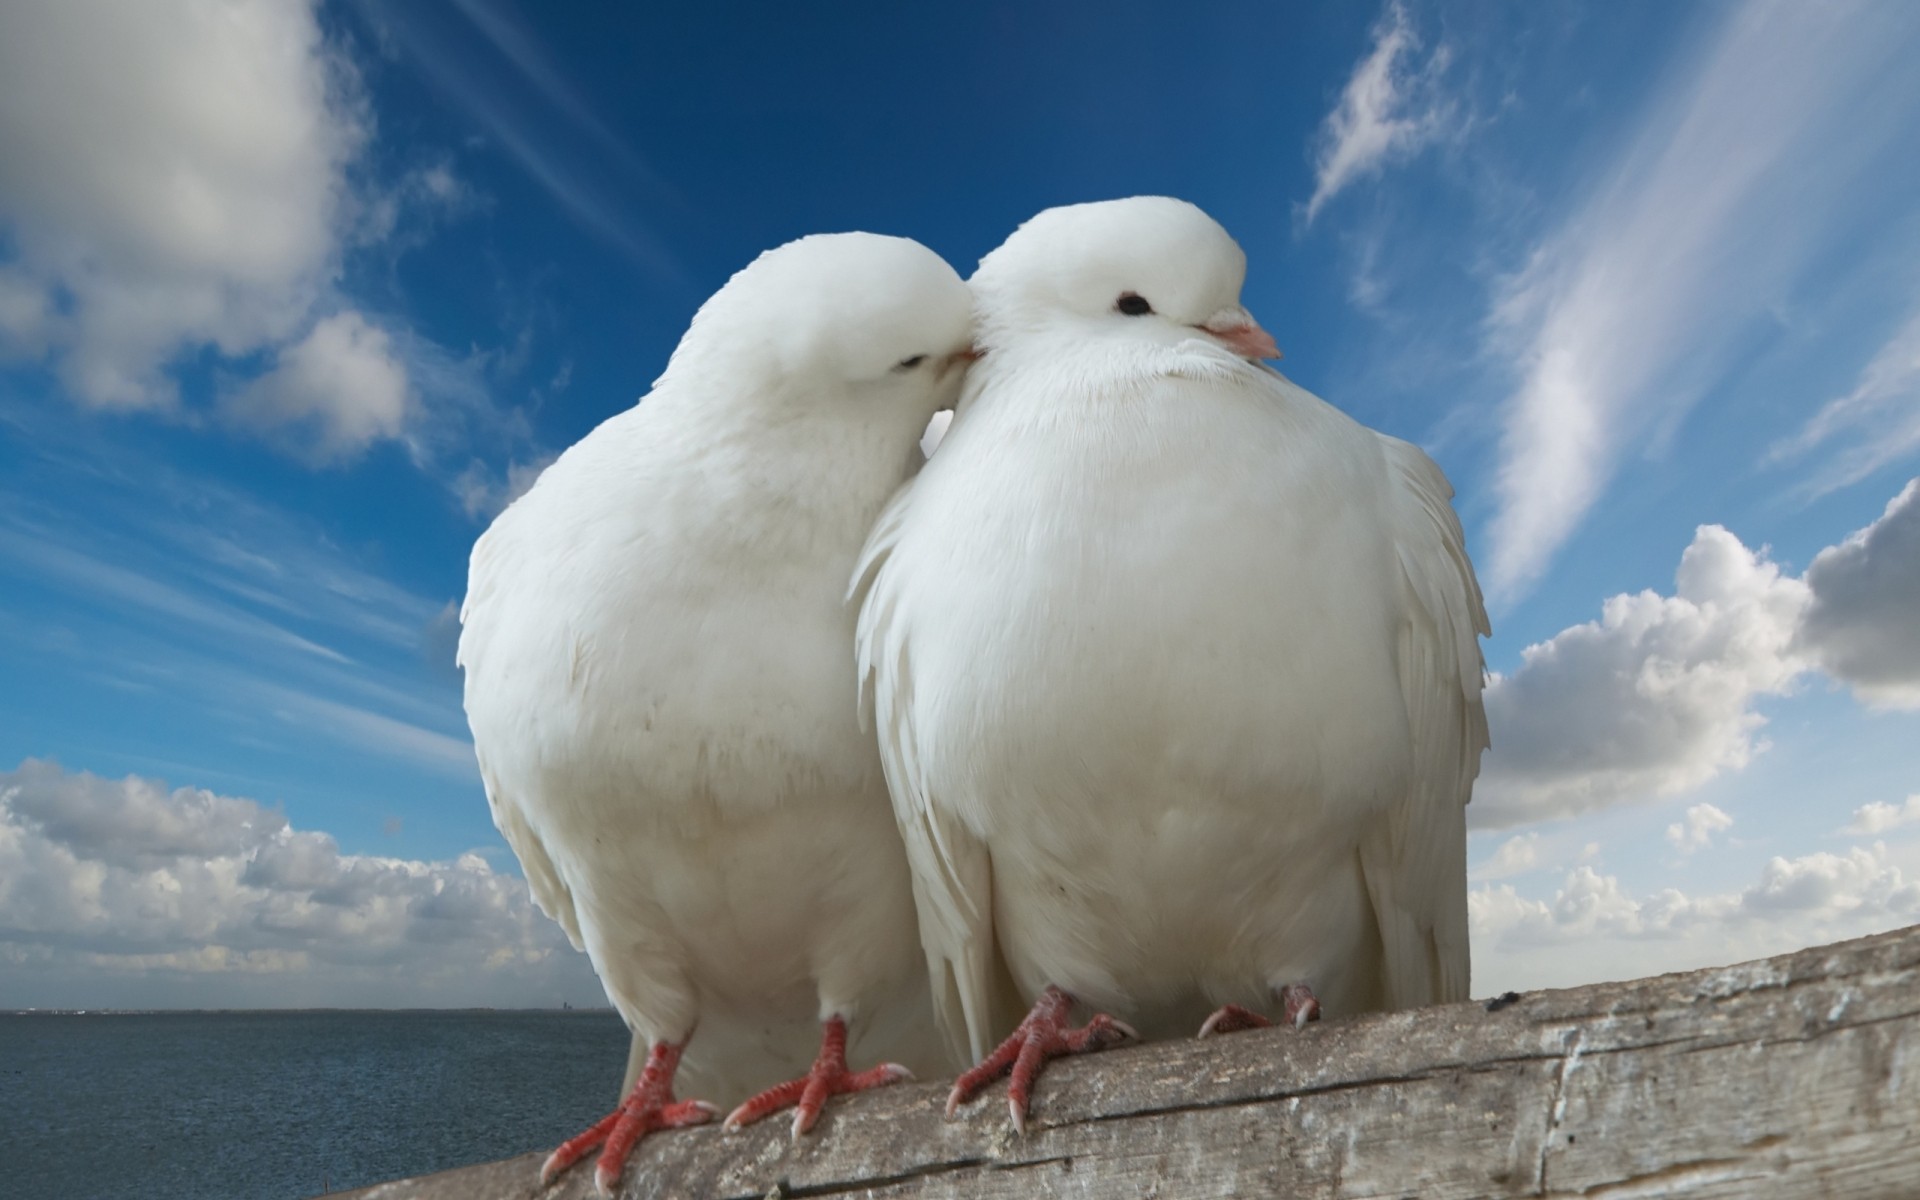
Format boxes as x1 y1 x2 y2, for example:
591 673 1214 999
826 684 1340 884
1360 435 1489 1007
852 484 1016 1063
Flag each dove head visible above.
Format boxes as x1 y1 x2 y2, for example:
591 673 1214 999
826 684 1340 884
969 196 1279 362
659 232 975 425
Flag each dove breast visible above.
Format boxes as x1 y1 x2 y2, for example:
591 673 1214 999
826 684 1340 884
856 198 1485 1055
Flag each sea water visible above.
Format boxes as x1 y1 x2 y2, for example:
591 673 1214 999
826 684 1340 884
0 1010 630 1200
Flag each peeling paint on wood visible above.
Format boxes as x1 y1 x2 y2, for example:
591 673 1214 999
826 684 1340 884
329 924 1920 1199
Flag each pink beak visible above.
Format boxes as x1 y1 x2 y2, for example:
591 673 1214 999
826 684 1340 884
1199 312 1281 361
937 343 984 378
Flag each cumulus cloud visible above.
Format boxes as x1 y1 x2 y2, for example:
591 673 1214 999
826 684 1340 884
1794 479 1920 710
222 311 413 464
1471 843 1920 993
0 0 534 489
1303 2 1454 224
0 0 362 410
1481 3 1920 601
1470 832 1543 881
0 759 599 1008
1666 802 1733 854
1474 525 1811 829
1843 795 1920 837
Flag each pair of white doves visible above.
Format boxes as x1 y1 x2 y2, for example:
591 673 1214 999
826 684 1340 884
458 196 1489 1194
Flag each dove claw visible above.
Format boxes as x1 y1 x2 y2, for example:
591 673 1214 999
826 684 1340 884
1197 985 1320 1038
539 1040 711 1193
724 1016 914 1138
1197 1003 1272 1038
1279 983 1322 1028
951 985 1133 1133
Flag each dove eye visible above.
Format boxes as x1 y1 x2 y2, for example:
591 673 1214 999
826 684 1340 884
894 355 927 371
1115 293 1153 316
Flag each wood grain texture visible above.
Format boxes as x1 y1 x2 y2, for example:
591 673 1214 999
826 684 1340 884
331 924 1920 1199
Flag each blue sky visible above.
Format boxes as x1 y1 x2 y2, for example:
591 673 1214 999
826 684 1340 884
1 0 1916 1008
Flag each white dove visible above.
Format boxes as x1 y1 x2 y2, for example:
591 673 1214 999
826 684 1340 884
459 232 976 1193
853 196 1489 1131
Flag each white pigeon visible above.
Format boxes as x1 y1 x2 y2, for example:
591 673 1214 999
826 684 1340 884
459 232 976 1193
852 196 1489 1131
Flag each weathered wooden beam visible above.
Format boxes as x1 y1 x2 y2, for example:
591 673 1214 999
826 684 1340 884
338 924 1920 1199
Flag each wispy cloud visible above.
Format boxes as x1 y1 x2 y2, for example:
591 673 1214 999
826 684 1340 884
444 0 665 191
1481 2 1920 602
1769 301 1920 498
1302 2 1454 224
0 520 351 665
0 428 475 780
352 0 681 280
251 686 476 778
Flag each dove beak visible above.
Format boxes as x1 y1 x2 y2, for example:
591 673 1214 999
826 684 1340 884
939 344 984 376
1198 310 1281 361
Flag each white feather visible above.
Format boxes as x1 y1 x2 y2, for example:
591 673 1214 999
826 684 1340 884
460 232 974 1102
854 198 1489 1053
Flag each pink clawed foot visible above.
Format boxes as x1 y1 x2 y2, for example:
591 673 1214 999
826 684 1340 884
539 1040 717 1196
945 985 1138 1134
1197 1003 1272 1037
722 1015 913 1138
1196 982 1322 1038
1278 982 1322 1027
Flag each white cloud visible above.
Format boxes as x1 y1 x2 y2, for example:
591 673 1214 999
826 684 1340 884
1666 802 1733 854
1470 832 1541 881
1474 476 1920 831
1843 795 1920 837
1303 2 1453 224
1474 525 1810 829
1471 843 1920 994
0 0 533 488
1481 3 1920 601
1794 479 1920 710
0 759 599 1007
0 0 362 410
0 265 52 359
1772 304 1920 498
222 311 413 464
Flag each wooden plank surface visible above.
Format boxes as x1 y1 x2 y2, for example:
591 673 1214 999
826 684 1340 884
335 923 1920 1199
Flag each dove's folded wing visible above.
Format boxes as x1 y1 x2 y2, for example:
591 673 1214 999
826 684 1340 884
1360 435 1490 1008
852 487 1016 1064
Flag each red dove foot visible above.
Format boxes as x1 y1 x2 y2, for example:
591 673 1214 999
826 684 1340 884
722 1015 914 1138
946 985 1138 1134
1197 982 1322 1037
540 1040 716 1196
